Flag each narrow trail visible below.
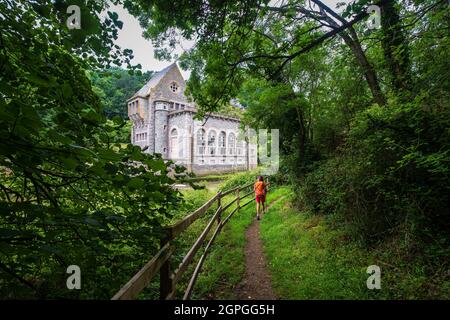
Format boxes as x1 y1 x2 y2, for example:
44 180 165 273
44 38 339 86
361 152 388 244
235 196 286 300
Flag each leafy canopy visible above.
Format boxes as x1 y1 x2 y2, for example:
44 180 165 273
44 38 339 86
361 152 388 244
0 0 180 298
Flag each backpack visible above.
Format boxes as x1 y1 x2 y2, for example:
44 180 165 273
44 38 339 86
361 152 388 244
254 181 265 196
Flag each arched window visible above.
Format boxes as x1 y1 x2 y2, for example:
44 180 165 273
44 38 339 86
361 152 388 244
237 139 244 156
170 128 178 159
196 129 206 155
218 131 226 155
207 130 216 155
228 133 235 155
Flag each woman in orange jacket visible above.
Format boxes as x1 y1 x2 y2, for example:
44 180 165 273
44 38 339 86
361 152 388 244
254 176 270 220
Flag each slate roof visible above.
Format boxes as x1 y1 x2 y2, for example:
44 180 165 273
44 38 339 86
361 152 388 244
131 63 178 98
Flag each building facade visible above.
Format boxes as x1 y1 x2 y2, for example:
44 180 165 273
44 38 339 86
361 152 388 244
127 63 257 175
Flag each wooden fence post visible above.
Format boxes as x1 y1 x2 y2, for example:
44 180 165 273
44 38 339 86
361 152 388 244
217 191 222 224
159 233 173 300
113 184 258 300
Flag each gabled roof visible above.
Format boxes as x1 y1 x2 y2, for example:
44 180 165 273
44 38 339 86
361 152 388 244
131 62 179 99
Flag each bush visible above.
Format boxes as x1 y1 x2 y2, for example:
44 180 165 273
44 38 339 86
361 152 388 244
300 100 450 252
218 169 261 191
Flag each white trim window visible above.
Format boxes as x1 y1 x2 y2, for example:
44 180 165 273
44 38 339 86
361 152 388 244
237 139 244 156
196 129 206 155
228 132 235 155
207 130 216 155
218 131 226 155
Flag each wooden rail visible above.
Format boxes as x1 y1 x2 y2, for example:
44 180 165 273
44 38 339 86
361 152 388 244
112 181 255 300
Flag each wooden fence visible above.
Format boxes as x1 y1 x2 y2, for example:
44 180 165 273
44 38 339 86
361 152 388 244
111 182 255 300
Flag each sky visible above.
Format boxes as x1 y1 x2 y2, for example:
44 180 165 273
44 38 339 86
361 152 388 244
111 0 342 80
110 4 193 79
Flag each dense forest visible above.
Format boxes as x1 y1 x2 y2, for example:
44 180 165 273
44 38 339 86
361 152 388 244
140 0 450 228
90 68 154 120
90 68 154 143
0 0 178 298
0 0 449 299
151 1 450 239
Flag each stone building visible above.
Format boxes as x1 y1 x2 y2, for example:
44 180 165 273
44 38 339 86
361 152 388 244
127 63 257 175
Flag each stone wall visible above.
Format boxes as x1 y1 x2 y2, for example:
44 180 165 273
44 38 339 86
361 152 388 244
191 164 248 176
147 98 154 153
168 111 194 165
154 101 169 158
151 66 189 103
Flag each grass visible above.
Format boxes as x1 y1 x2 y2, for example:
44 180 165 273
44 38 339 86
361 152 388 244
189 187 287 299
259 187 450 299
140 175 448 300
139 178 257 299
260 190 370 299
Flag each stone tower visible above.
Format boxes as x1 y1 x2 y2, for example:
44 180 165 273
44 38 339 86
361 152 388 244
154 100 169 158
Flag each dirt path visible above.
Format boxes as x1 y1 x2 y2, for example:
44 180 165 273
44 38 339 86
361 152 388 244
235 197 285 300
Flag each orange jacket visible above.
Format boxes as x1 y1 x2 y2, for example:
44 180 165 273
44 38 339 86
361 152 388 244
254 181 266 196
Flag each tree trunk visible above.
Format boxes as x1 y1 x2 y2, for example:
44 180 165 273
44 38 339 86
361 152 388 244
342 28 386 106
311 0 387 106
380 0 411 93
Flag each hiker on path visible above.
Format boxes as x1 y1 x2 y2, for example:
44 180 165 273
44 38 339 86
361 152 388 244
254 176 270 220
